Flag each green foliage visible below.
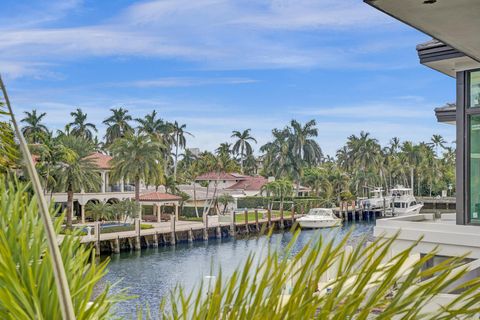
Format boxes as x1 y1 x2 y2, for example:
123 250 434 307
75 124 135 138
103 107 134 146
160 231 480 319
20 109 49 144
217 193 235 213
67 108 97 141
86 201 113 221
237 196 324 211
0 103 19 173
0 178 126 319
109 133 164 203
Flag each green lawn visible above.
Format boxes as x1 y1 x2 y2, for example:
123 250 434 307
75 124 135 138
234 210 287 223
61 223 154 235
179 216 204 222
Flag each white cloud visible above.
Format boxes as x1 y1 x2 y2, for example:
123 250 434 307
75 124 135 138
0 0 415 78
108 77 258 88
293 102 434 119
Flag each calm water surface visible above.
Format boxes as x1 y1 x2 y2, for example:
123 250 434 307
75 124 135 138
102 220 375 317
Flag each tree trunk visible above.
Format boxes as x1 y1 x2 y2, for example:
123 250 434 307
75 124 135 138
240 144 244 174
193 182 199 218
174 139 179 181
135 178 140 218
66 189 74 229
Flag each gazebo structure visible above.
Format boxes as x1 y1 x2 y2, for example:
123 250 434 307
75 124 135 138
138 191 182 222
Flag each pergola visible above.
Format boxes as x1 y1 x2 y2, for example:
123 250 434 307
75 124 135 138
138 191 182 222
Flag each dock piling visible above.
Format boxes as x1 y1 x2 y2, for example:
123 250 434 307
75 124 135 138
255 209 259 231
170 215 176 245
203 215 209 241
244 209 249 234
188 228 194 242
153 232 159 247
95 222 101 256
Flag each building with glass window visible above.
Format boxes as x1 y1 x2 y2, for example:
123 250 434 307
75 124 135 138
365 0 480 258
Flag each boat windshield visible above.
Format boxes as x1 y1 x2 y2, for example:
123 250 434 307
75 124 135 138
308 209 332 216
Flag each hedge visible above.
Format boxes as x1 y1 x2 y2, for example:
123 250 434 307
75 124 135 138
237 196 326 211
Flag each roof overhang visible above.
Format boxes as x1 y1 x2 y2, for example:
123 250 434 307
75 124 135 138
365 0 480 76
434 104 456 125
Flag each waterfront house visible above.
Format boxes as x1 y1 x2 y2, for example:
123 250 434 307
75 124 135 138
365 0 480 265
48 152 181 223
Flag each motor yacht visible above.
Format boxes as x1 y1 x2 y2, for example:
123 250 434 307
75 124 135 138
297 208 342 229
390 186 423 216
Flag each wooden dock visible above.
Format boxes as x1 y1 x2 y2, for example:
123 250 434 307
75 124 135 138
78 210 301 255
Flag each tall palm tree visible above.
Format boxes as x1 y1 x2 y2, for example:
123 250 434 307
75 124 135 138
109 133 163 214
135 110 164 135
215 142 232 158
67 108 97 140
290 119 323 192
171 121 193 181
53 135 102 228
103 107 133 145
21 109 49 143
232 129 257 174
430 134 447 157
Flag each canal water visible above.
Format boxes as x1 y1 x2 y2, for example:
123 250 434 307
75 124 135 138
101 220 376 317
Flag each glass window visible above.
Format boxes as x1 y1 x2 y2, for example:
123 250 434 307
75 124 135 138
469 115 480 222
470 71 480 108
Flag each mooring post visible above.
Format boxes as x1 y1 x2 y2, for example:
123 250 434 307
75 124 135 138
188 228 194 242
153 232 159 247
255 209 259 231
301 204 305 215
216 225 222 239
244 209 249 233
113 236 120 254
95 221 101 256
134 218 141 251
230 210 236 236
170 214 176 245
203 215 209 241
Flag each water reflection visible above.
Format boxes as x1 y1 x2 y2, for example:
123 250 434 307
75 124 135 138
102 220 375 317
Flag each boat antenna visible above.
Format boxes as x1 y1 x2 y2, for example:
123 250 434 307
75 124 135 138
0 75 76 320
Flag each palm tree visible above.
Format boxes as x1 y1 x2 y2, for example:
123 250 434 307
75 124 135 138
103 107 133 145
232 129 257 174
86 201 113 222
21 109 49 143
217 193 235 214
289 119 323 192
260 128 295 178
215 142 232 158
430 134 447 157
67 108 97 140
53 135 102 228
171 121 193 181
136 110 164 135
109 133 163 215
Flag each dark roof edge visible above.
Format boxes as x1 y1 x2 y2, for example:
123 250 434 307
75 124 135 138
417 39 465 64
435 104 456 124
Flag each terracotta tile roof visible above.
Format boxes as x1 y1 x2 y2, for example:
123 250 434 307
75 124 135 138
195 172 247 181
226 176 268 191
84 152 113 170
139 192 182 202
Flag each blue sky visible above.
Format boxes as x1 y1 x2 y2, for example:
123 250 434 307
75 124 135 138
0 0 455 156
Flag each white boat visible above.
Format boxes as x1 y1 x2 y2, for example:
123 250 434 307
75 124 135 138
362 187 391 210
390 186 423 216
297 208 342 229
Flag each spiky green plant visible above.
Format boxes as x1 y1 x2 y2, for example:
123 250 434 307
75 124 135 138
158 230 480 319
0 178 127 319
